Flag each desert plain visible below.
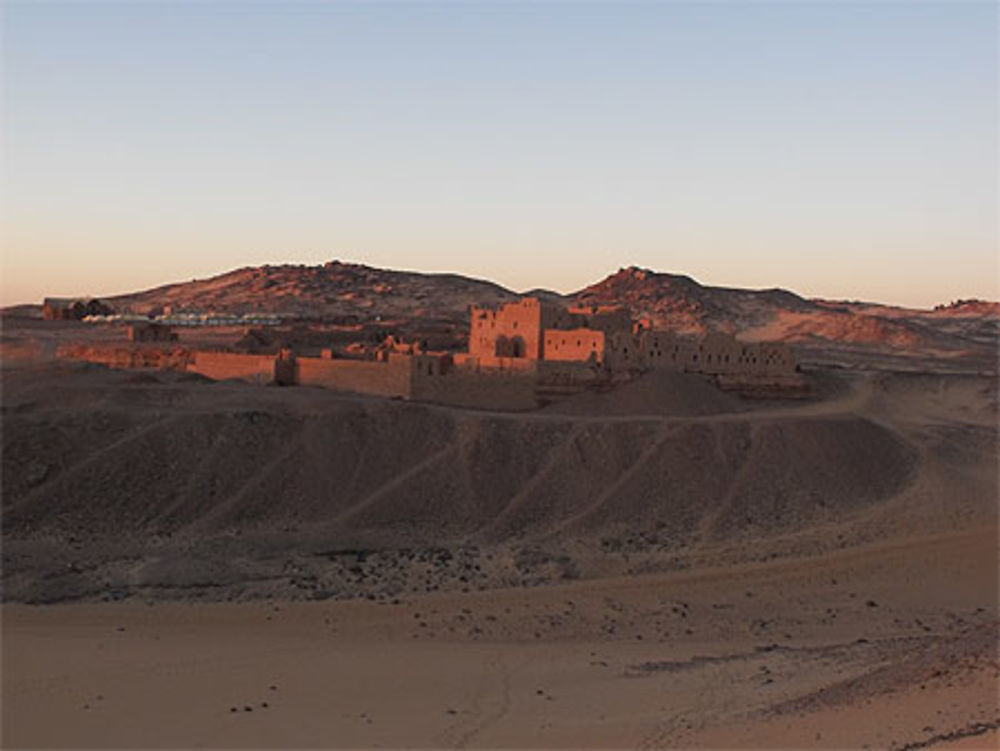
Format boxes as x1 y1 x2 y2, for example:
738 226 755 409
2 301 998 749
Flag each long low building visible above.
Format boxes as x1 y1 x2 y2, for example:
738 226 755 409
462 297 798 379
187 348 539 410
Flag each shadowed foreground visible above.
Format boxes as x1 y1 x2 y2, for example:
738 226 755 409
2 362 997 747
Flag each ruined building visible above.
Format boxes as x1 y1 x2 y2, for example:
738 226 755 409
459 297 797 382
58 296 799 408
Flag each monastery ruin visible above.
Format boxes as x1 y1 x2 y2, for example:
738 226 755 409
57 297 800 409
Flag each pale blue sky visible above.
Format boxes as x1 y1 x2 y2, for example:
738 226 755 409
2 1 996 307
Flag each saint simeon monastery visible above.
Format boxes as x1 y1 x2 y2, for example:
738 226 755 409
58 296 799 409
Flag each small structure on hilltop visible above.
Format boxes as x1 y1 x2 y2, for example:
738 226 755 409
43 297 115 321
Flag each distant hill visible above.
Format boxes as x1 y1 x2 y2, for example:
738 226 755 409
107 261 521 322
573 266 819 335
10 260 997 364
572 266 997 360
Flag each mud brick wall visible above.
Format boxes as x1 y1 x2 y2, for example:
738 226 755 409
296 355 413 398
188 351 277 384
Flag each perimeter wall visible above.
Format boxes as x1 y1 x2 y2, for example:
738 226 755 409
296 355 414 398
189 352 277 384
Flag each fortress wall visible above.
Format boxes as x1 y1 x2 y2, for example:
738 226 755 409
469 298 546 361
641 331 686 371
694 338 797 377
542 327 605 363
409 353 453 377
454 354 539 373
58 343 193 370
296 355 413 398
756 343 797 375
642 330 797 378
411 368 537 410
603 330 644 370
189 351 277 384
468 307 498 360
691 333 744 375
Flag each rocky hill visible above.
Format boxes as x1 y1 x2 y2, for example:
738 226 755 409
574 267 996 365
12 260 997 366
575 267 819 335
107 261 520 323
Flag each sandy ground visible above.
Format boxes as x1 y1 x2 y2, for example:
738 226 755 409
2 321 997 748
4 525 997 749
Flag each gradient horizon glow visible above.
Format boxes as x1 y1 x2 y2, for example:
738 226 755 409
2 1 996 308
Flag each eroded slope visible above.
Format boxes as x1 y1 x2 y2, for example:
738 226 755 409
2 364 994 603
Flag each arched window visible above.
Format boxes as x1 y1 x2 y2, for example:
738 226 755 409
494 335 509 357
510 336 526 358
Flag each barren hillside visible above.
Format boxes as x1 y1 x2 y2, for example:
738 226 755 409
575 267 997 366
76 262 1000 366
9 261 995 369
107 261 521 321
2 362 995 604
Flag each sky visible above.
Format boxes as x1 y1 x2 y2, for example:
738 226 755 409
2 1 996 308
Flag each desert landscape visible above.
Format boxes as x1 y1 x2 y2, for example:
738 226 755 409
4 2 997 747
2 262 997 749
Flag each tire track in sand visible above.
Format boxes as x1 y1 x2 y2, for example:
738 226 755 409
446 650 511 749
